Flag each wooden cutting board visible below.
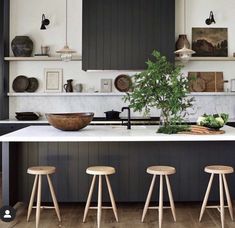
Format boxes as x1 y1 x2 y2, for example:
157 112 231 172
188 72 224 92
179 125 225 135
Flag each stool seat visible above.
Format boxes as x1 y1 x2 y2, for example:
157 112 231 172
27 166 56 175
86 166 115 175
205 165 234 174
147 166 176 175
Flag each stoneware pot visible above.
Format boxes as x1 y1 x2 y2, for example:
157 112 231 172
175 34 190 50
11 36 33 57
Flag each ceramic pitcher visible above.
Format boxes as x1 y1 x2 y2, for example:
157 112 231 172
64 79 73 92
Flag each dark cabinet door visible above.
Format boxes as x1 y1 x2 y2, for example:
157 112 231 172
82 0 175 70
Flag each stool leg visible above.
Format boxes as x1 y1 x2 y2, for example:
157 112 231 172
199 173 214 222
97 175 102 228
105 175 118 222
141 174 156 222
27 175 38 222
83 175 96 223
36 175 42 228
47 174 61 222
219 174 225 228
222 174 234 221
165 175 176 222
159 175 163 228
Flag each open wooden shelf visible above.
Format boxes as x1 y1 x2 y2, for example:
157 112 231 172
7 92 126 97
175 57 235 61
7 92 235 97
4 56 82 61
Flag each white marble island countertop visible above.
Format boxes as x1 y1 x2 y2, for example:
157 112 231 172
0 125 235 142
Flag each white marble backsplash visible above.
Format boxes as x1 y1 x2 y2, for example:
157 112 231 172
9 94 235 122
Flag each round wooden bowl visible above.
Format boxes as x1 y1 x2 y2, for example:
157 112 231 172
46 112 94 131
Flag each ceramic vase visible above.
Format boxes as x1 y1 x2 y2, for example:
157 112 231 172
11 36 33 57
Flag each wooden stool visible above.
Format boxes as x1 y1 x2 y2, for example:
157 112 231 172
142 166 176 228
199 165 234 228
27 166 61 228
83 166 118 228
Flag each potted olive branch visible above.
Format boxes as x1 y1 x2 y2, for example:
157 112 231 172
124 50 194 134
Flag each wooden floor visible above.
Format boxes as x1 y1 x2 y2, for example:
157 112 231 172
0 202 234 228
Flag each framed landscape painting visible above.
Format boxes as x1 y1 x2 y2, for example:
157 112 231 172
192 28 228 57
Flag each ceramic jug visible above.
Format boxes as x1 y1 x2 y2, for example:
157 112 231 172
64 79 73 92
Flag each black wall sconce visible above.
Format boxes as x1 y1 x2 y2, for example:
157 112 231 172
205 11 216 25
40 14 50 30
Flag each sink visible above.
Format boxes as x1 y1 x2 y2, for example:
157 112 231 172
111 126 147 129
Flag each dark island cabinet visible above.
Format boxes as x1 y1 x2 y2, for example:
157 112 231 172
0 123 48 170
82 0 175 70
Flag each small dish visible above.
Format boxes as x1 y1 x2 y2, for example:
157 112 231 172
12 75 29 92
15 112 40 120
114 75 132 92
26 77 39 92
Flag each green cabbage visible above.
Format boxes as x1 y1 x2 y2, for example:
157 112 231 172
197 113 229 129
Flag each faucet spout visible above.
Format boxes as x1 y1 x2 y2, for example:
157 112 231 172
121 107 131 129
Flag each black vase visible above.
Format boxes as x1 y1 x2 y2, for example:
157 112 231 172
11 36 33 57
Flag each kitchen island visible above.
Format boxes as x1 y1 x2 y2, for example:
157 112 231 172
1 125 235 206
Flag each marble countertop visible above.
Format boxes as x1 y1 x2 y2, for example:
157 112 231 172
0 125 235 142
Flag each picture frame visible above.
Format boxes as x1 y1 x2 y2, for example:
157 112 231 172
192 27 228 57
44 68 63 93
100 79 112 92
231 79 235 92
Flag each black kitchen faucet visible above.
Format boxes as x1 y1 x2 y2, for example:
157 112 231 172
121 107 131 130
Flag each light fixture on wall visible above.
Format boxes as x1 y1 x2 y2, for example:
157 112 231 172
205 11 216 25
56 0 76 61
40 14 50 30
175 0 195 63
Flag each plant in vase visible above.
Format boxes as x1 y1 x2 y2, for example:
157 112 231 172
124 50 194 134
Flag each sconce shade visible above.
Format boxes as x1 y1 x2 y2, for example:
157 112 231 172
205 11 216 25
40 14 50 30
40 23 46 30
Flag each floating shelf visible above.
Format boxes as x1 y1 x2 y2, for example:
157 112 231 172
190 92 235 96
7 92 126 97
7 92 235 97
4 56 82 61
175 57 235 61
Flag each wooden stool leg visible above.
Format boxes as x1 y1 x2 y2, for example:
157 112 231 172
219 174 225 228
83 175 96 223
36 175 42 228
47 174 61 222
27 175 38 222
159 175 163 228
199 173 214 222
141 174 156 222
165 175 176 222
97 175 102 228
222 174 234 221
105 175 118 222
